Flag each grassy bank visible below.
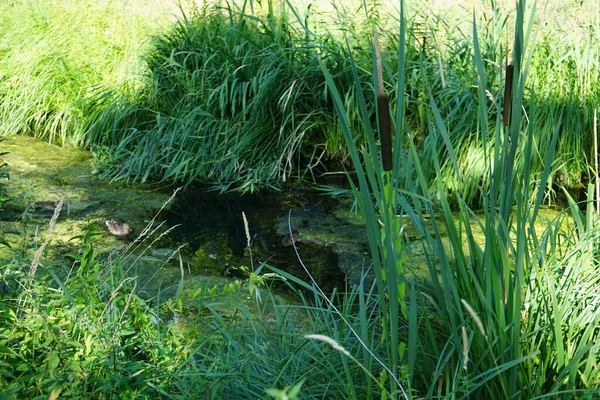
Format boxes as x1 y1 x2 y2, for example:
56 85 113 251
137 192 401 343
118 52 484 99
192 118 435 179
0 0 174 145
1 0 598 198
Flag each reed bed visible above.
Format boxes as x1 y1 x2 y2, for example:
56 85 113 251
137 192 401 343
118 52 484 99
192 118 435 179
318 0 600 397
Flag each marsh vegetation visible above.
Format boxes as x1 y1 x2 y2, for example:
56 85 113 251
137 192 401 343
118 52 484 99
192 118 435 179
1 0 600 398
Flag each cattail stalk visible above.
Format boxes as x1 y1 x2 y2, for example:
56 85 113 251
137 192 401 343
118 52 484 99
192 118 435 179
502 64 514 127
374 32 393 172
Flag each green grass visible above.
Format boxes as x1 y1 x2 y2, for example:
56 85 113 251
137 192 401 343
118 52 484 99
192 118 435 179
83 3 347 191
319 0 600 397
0 0 598 198
0 138 8 211
2 0 600 398
0 0 170 145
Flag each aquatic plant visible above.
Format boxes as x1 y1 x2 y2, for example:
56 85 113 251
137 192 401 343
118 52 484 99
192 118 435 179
0 138 8 210
320 0 600 397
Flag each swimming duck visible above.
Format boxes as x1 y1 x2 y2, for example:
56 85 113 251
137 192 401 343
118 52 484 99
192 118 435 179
105 219 132 238
281 230 299 247
33 200 59 211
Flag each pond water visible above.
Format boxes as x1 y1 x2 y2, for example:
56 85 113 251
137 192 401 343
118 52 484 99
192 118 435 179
0 135 569 299
0 135 370 297
159 185 373 294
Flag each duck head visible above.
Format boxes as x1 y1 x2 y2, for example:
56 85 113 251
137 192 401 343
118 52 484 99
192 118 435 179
281 230 299 247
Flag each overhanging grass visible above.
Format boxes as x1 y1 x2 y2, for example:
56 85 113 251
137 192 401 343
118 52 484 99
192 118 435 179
83 2 355 191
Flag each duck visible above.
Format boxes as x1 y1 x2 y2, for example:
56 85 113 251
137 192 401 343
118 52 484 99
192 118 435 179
281 230 299 247
105 219 132 238
33 200 59 211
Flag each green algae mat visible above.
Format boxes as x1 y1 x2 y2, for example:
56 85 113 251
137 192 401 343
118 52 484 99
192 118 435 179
0 135 183 291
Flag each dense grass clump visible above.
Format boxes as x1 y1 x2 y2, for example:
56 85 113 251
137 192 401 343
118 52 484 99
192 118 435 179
0 236 189 397
84 4 354 192
80 0 600 199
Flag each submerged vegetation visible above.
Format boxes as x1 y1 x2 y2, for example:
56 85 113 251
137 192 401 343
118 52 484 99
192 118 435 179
2 0 600 398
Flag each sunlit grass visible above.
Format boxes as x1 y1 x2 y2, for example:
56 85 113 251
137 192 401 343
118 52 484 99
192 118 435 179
0 0 598 197
0 0 173 145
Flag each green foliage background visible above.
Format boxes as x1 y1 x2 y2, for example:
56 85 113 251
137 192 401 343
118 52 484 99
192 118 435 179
1 0 600 398
0 0 598 197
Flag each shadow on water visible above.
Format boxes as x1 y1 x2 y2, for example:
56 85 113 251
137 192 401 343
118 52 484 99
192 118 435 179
0 136 365 299
161 185 349 295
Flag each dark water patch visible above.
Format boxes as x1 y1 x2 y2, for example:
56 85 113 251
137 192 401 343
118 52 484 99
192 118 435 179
161 184 349 294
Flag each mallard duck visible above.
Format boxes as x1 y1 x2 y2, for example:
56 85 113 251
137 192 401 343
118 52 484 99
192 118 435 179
33 200 58 211
281 230 299 247
105 219 132 238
